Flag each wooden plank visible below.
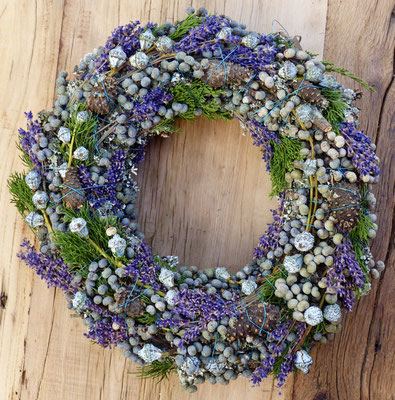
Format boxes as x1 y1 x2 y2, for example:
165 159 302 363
292 1 395 399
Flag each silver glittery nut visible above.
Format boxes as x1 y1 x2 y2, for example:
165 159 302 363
181 356 200 375
283 254 303 273
294 350 313 374
294 231 315 252
138 343 162 363
108 233 126 257
25 170 41 190
216 27 232 40
278 61 298 80
165 289 178 306
155 36 174 52
303 159 317 177
76 111 90 122
72 291 87 312
215 267 230 281
32 191 49 209
58 126 71 143
295 104 314 122
241 279 257 295
241 33 259 49
305 65 324 83
73 146 89 161
304 306 323 326
323 303 342 323
108 46 127 68
139 29 156 51
70 217 89 237
159 267 175 288
129 51 149 69
25 211 44 228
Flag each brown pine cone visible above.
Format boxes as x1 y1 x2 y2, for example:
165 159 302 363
200 60 254 88
87 76 118 116
328 182 361 232
62 167 86 210
226 302 281 343
291 80 329 108
114 287 146 317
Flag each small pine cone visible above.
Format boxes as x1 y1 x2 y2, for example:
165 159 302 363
62 167 86 209
87 77 118 116
292 80 329 108
200 60 254 88
328 182 361 232
114 287 146 317
226 302 280 343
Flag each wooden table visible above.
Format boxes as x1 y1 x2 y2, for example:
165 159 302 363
0 1 393 399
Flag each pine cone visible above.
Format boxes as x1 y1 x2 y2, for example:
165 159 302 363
328 182 361 232
87 77 118 116
200 60 254 88
114 287 146 317
226 302 280 343
291 80 329 108
62 167 86 210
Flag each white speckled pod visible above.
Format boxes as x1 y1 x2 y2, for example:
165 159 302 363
72 291 87 313
215 267 230 280
139 29 156 51
295 103 315 122
181 356 200 375
70 217 89 237
108 46 127 69
138 343 162 363
129 51 149 69
25 211 44 228
155 36 174 52
241 279 257 295
25 170 41 191
295 350 313 373
108 233 127 257
304 306 323 326
323 304 342 323
241 33 259 49
32 191 49 209
73 146 89 161
58 126 71 143
76 111 89 122
278 61 298 80
159 267 175 288
216 27 232 40
283 254 303 273
294 231 315 252
303 159 317 176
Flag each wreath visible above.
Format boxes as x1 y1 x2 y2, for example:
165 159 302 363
9 7 385 392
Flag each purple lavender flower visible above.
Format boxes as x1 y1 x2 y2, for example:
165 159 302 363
253 198 285 259
84 314 128 348
18 238 75 294
18 111 44 168
340 122 380 181
131 88 172 123
276 352 295 388
250 354 275 385
94 21 144 73
326 238 364 311
244 118 280 170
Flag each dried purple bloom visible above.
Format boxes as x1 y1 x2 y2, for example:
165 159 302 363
250 354 275 386
18 112 44 168
276 352 295 388
18 238 75 294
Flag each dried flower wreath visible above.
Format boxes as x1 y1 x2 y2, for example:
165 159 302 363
9 7 384 392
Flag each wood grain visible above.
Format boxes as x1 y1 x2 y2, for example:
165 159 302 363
0 1 393 399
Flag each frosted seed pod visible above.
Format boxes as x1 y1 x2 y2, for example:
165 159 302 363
139 29 155 50
291 284 301 295
25 211 44 228
295 350 313 374
284 48 296 59
311 286 321 298
334 135 345 148
376 260 385 272
138 344 162 363
264 76 275 88
57 126 71 143
76 111 89 122
215 267 230 280
155 35 174 52
325 256 334 266
314 254 325 265
108 46 127 68
322 246 334 256
323 304 342 323
316 166 326 177
159 268 175 288
278 61 297 80
302 282 312 295
297 300 309 312
295 104 314 122
288 299 298 309
258 71 269 81
129 51 149 69
305 60 315 69
304 306 323 326
339 148 347 158
108 234 126 257
292 310 304 321
25 170 42 191
277 283 289 297
304 253 314 264
70 217 88 237
241 33 259 49
73 146 89 161
345 171 357 183
305 65 323 83
283 254 303 273
32 191 49 209
333 233 343 245
241 279 257 295
294 231 315 252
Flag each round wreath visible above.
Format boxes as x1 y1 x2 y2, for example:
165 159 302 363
10 7 385 392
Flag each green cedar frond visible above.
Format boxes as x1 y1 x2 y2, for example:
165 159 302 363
8 172 34 216
269 137 303 197
135 312 159 325
320 89 348 133
169 14 203 40
132 359 177 382
16 142 33 168
322 61 376 92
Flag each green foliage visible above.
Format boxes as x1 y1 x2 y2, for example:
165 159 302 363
54 231 100 268
8 172 34 216
320 89 348 133
258 270 285 299
350 212 374 243
60 103 98 166
135 312 159 325
269 137 303 197
152 118 179 136
16 142 33 168
322 61 376 92
169 14 203 40
170 79 232 122
306 50 319 58
133 359 177 382
273 36 293 49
